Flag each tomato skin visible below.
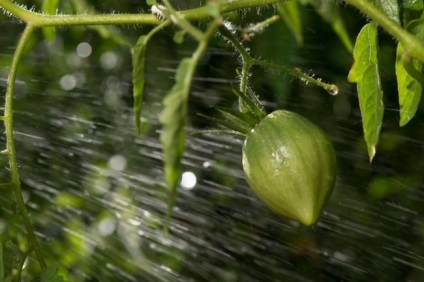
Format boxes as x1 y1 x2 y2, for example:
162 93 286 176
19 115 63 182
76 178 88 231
242 110 336 226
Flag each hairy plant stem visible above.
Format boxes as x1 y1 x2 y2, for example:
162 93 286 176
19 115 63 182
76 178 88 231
4 24 46 271
0 0 284 27
344 0 424 62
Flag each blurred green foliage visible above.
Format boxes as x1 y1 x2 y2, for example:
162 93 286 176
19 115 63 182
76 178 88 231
0 0 424 281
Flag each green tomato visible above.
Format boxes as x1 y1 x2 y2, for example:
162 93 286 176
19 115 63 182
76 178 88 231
242 110 336 226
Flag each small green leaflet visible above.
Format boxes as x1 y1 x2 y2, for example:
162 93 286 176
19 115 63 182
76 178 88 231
374 0 400 24
42 0 60 42
132 22 169 134
146 0 157 5
132 35 149 134
348 22 384 162
278 1 303 45
159 58 195 225
40 263 66 282
396 19 424 126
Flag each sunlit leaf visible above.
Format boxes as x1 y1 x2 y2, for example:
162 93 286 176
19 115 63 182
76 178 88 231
42 0 60 42
132 35 149 134
301 0 353 52
159 58 196 222
40 263 66 282
374 0 400 24
146 0 157 5
397 44 423 126
348 22 384 162
277 1 303 45
396 19 424 126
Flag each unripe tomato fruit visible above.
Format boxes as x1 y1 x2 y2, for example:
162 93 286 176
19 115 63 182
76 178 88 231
242 110 336 226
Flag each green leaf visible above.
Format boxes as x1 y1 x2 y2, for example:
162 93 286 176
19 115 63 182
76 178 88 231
374 0 400 24
146 0 157 5
397 44 423 126
40 263 66 282
42 0 60 42
396 19 424 126
277 1 303 45
132 35 149 134
403 0 423 10
159 58 195 221
348 22 384 162
301 0 353 52
132 21 169 134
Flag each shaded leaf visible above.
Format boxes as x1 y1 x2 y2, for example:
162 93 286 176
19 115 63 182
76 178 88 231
40 263 66 282
132 22 169 134
397 44 423 126
277 1 303 45
42 0 60 42
301 0 353 52
159 58 196 220
374 0 400 24
348 22 384 161
132 35 149 134
396 19 424 126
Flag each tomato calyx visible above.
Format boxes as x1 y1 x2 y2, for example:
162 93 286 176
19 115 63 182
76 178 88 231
196 88 267 136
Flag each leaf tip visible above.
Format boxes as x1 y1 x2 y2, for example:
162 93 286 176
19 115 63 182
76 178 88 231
368 145 376 163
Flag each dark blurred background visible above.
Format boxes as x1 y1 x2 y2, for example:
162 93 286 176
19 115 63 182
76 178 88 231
1 0 424 281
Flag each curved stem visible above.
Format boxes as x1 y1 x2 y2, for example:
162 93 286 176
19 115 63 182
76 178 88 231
252 60 338 94
344 0 424 62
0 0 284 27
5 24 46 271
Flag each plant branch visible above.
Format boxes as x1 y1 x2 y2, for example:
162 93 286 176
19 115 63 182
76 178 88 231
219 24 337 95
344 0 424 62
252 60 338 94
4 24 46 271
0 0 284 27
